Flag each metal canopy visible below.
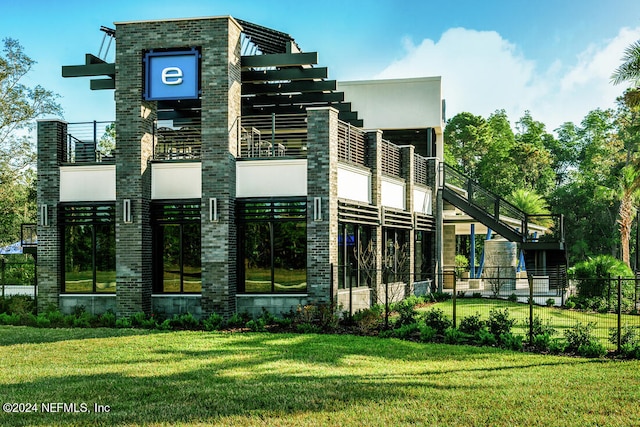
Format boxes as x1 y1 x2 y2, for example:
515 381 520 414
236 19 299 54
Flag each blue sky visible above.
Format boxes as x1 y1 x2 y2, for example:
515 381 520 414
3 0 640 132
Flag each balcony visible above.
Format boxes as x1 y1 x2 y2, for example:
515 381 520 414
64 121 115 164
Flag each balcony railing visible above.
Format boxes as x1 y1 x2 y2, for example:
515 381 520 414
64 121 115 164
238 114 308 159
337 120 366 166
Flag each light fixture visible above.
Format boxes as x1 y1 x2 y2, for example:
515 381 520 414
209 198 219 222
123 199 133 223
313 197 322 221
40 204 48 227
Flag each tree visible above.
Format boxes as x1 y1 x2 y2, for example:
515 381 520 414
611 40 640 107
616 165 640 267
0 38 61 244
444 112 490 180
513 111 556 195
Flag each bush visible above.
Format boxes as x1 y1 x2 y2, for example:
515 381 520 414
245 318 266 332
352 306 384 334
473 326 498 347
564 321 599 353
418 324 437 343
545 298 555 307
393 299 419 327
564 299 576 309
499 332 523 351
577 342 608 358
203 312 225 331
115 317 132 328
508 293 518 303
98 311 117 328
487 308 516 337
458 312 485 335
527 315 556 337
35 314 51 328
472 292 482 299
532 333 552 351
443 327 470 344
421 308 452 335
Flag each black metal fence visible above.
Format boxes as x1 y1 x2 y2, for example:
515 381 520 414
336 265 640 351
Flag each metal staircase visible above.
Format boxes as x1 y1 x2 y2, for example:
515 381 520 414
441 163 567 279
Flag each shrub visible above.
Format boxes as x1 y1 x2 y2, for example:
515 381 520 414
45 310 66 327
545 298 555 307
0 312 20 325
418 324 437 343
352 306 384 334
577 342 608 358
527 315 556 337
508 293 518 303
421 308 452 335
296 322 322 334
473 326 498 347
169 313 200 330
5 295 35 316
203 312 225 331
499 332 523 351
393 299 419 327
564 321 599 353
390 322 420 339
227 313 247 328
245 318 266 332
472 292 482 299
487 308 515 337
443 327 470 344
532 333 552 351
458 312 485 335
564 299 576 309
99 311 117 328
115 317 132 328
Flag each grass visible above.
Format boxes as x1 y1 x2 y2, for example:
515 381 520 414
1 326 640 426
429 298 640 347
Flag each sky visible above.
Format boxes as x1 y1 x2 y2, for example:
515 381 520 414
3 0 640 133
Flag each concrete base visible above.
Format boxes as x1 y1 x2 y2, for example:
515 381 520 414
236 294 308 318
59 294 116 315
338 287 372 315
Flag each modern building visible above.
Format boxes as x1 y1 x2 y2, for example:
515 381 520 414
36 16 565 319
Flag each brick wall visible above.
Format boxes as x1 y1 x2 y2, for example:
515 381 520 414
114 17 242 317
36 120 65 312
306 108 339 305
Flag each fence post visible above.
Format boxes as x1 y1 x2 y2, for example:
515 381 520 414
348 264 353 319
1 258 5 299
452 271 457 329
617 276 622 353
529 273 534 345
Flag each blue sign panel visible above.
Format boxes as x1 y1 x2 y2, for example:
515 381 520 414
144 49 200 101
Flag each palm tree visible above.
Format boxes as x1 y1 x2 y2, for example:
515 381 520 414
508 188 553 228
617 165 640 268
612 40 640 107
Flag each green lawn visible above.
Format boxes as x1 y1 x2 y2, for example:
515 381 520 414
1 326 639 426
430 298 640 348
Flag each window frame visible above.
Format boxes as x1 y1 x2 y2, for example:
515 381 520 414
151 201 202 294
237 197 307 294
60 203 116 294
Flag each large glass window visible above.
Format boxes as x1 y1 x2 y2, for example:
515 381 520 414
62 204 116 293
338 223 373 289
238 199 307 293
384 228 409 283
152 202 201 293
414 230 433 282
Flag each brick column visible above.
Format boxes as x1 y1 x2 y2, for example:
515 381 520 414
36 120 65 312
366 130 383 294
400 145 415 296
200 18 242 318
114 25 156 317
306 107 339 305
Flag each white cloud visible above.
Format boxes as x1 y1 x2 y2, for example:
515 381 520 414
375 26 640 132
